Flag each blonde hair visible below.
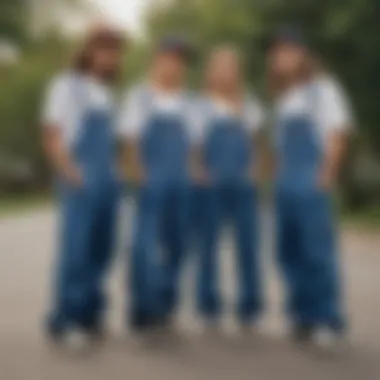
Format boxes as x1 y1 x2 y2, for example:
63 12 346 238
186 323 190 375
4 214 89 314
204 44 245 93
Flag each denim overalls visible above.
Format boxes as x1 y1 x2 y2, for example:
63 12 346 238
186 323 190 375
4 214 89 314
129 89 191 327
275 84 343 331
196 101 262 323
49 79 119 334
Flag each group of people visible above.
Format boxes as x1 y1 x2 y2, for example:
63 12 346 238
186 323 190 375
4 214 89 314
42 23 353 352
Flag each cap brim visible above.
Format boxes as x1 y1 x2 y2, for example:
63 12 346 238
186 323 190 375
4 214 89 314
162 47 197 63
255 25 306 52
157 37 197 63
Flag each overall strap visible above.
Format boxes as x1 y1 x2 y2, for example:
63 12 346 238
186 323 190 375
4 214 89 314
240 95 255 129
199 97 217 141
70 73 89 114
307 81 323 148
135 83 155 119
205 96 247 126
68 73 90 150
175 91 187 124
177 91 193 140
307 81 321 119
180 90 193 115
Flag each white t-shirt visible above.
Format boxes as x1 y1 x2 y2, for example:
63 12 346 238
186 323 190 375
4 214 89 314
42 71 114 147
117 83 196 141
275 75 353 146
189 93 265 145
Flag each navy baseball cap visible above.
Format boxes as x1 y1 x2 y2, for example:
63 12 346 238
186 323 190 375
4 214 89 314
156 35 197 63
267 26 307 50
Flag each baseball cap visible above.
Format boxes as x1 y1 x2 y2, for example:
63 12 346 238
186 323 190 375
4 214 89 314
156 35 197 63
267 26 307 50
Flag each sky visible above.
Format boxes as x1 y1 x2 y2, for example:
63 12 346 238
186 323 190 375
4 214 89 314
90 0 150 36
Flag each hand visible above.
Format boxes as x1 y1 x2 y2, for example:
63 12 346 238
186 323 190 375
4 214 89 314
192 167 210 186
318 167 335 191
127 166 146 185
62 164 83 188
247 166 259 184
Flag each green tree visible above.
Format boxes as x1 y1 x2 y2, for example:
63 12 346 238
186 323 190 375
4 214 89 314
144 0 380 207
0 0 27 43
0 0 89 192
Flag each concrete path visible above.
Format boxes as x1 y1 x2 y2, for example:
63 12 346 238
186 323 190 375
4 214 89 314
0 205 379 380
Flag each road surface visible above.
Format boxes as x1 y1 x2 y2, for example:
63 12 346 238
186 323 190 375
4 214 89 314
0 204 380 380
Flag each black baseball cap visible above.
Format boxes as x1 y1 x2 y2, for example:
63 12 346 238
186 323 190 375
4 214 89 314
156 35 197 63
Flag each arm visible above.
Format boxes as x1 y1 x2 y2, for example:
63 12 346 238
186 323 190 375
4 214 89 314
41 75 82 186
121 138 145 185
188 99 209 185
319 129 349 190
252 127 274 184
190 144 209 185
318 79 353 190
42 126 82 186
117 87 146 185
247 95 270 183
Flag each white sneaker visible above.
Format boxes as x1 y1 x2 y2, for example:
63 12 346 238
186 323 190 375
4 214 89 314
62 329 92 354
222 316 242 338
191 317 221 337
311 328 347 354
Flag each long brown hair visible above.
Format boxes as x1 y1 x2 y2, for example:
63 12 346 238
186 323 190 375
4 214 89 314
72 26 125 82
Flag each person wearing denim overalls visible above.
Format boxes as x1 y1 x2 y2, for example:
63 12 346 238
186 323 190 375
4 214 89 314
118 36 196 333
192 47 265 332
42 26 124 349
268 28 353 349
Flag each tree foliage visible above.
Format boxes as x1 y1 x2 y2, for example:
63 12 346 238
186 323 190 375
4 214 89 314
1 0 380 205
0 0 28 43
144 0 380 206
145 0 380 145
0 1 81 189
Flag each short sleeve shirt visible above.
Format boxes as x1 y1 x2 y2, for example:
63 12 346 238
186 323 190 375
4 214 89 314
117 83 195 142
275 75 353 147
41 71 113 148
188 93 266 145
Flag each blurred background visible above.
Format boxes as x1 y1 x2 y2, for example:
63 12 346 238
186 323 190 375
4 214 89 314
1 0 380 222
1 1 380 379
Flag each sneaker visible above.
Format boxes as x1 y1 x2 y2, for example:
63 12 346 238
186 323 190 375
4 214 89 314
64 329 92 352
84 323 107 344
238 320 261 337
222 315 242 338
311 328 347 354
45 317 95 354
193 316 221 337
46 324 65 346
129 313 152 333
291 324 315 343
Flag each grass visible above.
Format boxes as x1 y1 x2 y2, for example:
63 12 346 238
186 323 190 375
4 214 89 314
0 193 52 218
0 192 379 231
340 204 380 230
